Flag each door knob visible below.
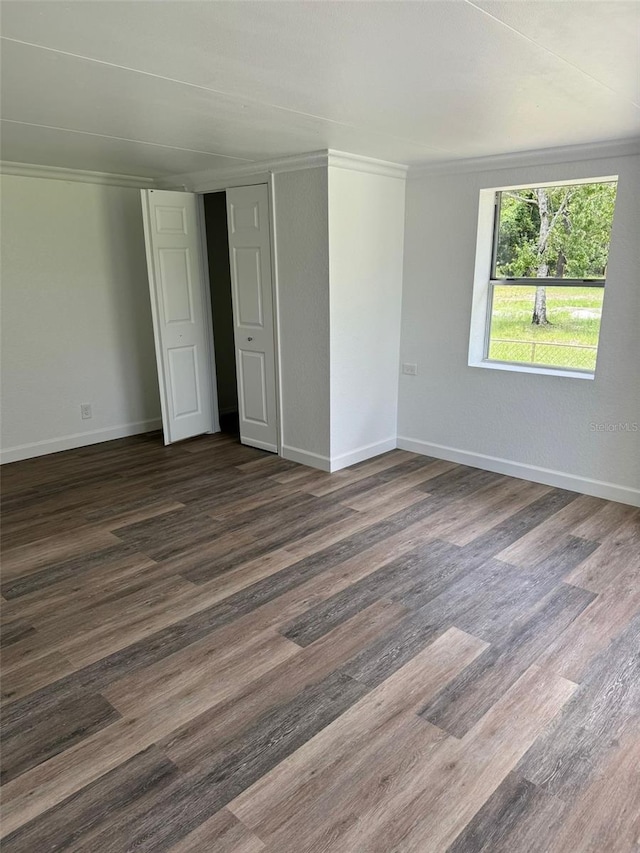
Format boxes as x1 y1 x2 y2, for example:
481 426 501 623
247 336 253 341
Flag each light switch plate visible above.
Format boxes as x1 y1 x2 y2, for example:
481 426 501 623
402 363 418 376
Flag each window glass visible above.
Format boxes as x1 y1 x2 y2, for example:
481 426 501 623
488 285 604 371
493 182 617 280
483 179 617 374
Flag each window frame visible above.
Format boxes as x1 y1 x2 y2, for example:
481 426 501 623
468 175 618 381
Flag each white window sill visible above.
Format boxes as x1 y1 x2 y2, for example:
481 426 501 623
469 358 595 380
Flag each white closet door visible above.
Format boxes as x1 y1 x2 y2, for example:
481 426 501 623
226 185 278 452
141 189 215 444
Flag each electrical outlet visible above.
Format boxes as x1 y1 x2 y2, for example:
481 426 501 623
402 363 418 376
80 404 92 419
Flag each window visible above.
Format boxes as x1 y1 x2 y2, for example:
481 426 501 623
469 177 618 378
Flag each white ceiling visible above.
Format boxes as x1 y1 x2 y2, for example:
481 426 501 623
1 0 639 178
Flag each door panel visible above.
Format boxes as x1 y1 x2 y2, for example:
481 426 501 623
141 189 215 444
239 350 268 423
158 249 194 323
230 199 260 232
154 205 187 233
233 247 264 326
226 185 278 452
168 346 201 417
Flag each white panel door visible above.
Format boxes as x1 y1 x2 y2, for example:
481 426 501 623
226 185 278 452
141 189 215 444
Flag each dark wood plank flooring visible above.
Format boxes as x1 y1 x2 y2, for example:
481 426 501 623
1 431 639 852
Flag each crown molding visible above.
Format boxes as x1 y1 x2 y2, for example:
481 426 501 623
161 148 408 192
160 150 328 192
327 150 408 180
0 161 156 188
409 138 640 179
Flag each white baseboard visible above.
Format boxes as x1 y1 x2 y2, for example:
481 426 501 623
8 422 635 507
281 444 332 472
397 436 640 508
0 419 162 464
329 437 398 472
282 437 397 473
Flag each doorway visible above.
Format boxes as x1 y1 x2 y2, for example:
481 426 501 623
202 192 239 437
141 185 279 451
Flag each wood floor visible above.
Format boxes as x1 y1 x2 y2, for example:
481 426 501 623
1 431 639 852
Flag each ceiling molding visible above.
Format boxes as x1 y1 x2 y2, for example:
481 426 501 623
160 150 327 191
0 160 157 188
327 150 408 180
161 148 408 192
408 138 640 178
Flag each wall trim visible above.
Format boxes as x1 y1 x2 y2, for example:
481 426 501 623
327 151 408 180
167 170 273 193
0 419 162 465
161 148 407 192
282 437 398 473
397 436 640 508
409 138 640 179
0 160 157 188
329 437 398 472
267 150 327 174
160 151 328 192
281 444 332 472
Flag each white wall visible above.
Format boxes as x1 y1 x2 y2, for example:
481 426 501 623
328 166 405 466
274 167 331 463
1 174 161 462
398 153 640 505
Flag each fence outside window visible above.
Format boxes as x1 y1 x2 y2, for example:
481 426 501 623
488 338 598 371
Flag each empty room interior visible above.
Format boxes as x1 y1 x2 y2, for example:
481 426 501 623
1 1 640 851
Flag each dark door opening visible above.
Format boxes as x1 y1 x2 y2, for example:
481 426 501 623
202 192 239 437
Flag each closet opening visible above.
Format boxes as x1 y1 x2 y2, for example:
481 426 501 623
202 191 239 438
